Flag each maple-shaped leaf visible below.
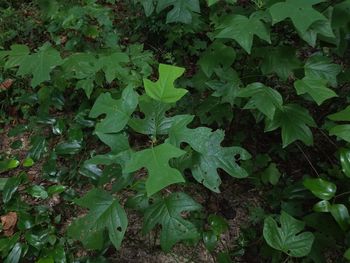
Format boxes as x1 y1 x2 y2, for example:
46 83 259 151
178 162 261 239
265 104 316 147
13 43 63 87
124 143 185 196
238 82 283 120
169 118 250 192
1 44 30 69
68 188 128 250
328 106 350 122
62 53 99 79
144 63 187 103
198 41 236 78
255 46 301 80
215 14 271 53
263 211 314 257
142 192 201 251
89 86 138 134
97 52 129 83
156 0 200 24
304 55 342 87
129 95 185 136
299 20 335 47
269 0 327 34
294 77 337 106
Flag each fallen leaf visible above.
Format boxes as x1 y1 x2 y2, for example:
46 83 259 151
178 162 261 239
1 211 17 236
0 79 14 90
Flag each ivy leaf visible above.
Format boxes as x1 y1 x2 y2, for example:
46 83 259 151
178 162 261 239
303 178 337 200
67 188 128 250
269 0 327 34
329 125 350 142
62 53 98 79
299 20 335 47
304 55 342 87
144 64 187 103
263 211 315 257
124 143 185 196
129 95 185 136
294 77 337 105
142 192 201 251
215 14 271 53
15 43 63 87
238 82 283 120
198 41 236 78
255 46 301 80
89 86 138 134
156 0 200 24
328 105 350 121
265 104 316 147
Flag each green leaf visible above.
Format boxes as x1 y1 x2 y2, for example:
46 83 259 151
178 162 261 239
198 41 236 78
0 159 20 173
76 78 94 98
168 116 250 192
3 44 30 69
203 231 218 252
3 176 21 203
340 148 350 177
261 163 281 185
22 158 34 167
68 188 128 250
303 178 336 200
344 248 350 260
97 52 129 83
265 104 316 147
55 140 82 155
129 95 185 136
28 136 47 161
330 204 350 231
208 214 229 235
304 55 342 87
256 46 301 80
4 243 22 263
215 14 271 54
329 125 350 142
27 185 48 199
294 77 337 105
142 192 201 251
328 105 350 121
0 178 8 191
263 211 315 257
89 86 138 134
238 82 283 119
156 0 200 24
16 43 63 87
124 143 185 196
313 200 331 212
144 64 187 103
269 0 327 34
62 53 98 79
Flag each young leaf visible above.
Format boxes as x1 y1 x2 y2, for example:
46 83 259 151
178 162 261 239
294 77 337 105
238 82 283 119
68 189 128 250
124 143 185 196
330 204 350 231
156 0 200 24
215 14 271 54
269 0 327 34
16 43 63 87
265 104 316 147
144 64 187 103
89 86 138 134
304 55 342 87
263 211 315 257
303 178 337 200
142 192 201 251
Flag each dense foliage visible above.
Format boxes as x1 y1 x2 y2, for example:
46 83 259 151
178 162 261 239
0 0 350 262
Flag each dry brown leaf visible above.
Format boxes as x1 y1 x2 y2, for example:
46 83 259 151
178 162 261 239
0 79 14 90
1 211 17 237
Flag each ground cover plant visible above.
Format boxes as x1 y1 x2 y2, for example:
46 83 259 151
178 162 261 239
0 0 350 262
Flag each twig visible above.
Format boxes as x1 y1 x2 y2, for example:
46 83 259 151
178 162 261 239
296 143 320 177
